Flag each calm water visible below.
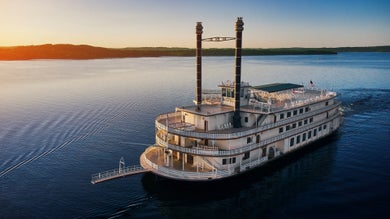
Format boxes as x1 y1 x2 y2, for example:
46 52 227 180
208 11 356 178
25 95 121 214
0 53 389 218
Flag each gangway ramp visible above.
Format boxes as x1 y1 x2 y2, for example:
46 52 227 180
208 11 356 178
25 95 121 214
91 164 149 184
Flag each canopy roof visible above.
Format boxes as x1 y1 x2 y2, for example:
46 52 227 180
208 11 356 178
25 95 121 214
251 83 303 93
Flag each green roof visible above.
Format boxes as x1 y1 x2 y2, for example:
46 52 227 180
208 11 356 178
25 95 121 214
251 83 303 93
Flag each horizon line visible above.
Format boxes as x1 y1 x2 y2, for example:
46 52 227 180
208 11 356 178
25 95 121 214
1 43 390 49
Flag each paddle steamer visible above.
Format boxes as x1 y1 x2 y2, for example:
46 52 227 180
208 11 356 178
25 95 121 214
140 17 343 181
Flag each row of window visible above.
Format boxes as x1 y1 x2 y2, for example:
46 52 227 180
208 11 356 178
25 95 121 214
223 147 265 165
280 106 310 120
247 135 260 144
222 88 246 98
222 157 236 165
221 88 235 98
279 100 333 121
279 117 314 133
290 124 327 147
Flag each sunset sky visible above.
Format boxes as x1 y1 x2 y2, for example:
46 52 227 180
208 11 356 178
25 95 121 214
1 0 389 48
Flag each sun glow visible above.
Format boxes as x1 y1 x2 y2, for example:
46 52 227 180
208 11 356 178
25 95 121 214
0 0 389 48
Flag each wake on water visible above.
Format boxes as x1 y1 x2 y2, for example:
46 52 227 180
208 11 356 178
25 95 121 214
340 88 390 116
0 101 136 178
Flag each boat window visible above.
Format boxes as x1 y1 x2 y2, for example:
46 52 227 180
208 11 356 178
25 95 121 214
222 88 227 97
262 147 267 157
230 89 234 98
222 88 235 98
243 152 250 160
222 158 236 165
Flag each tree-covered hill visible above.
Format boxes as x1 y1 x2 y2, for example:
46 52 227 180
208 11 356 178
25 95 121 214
0 44 388 60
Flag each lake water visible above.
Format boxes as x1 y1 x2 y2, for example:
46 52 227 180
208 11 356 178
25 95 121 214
0 53 389 218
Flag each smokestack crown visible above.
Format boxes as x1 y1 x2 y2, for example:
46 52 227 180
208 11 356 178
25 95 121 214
235 17 244 32
196 22 203 34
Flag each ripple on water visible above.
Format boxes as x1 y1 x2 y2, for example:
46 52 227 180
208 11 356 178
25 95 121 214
0 95 141 179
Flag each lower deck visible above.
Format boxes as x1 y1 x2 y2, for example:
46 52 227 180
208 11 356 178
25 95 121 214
141 114 342 181
143 146 214 173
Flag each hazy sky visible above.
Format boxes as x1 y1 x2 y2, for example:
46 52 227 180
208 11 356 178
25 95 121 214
1 0 389 48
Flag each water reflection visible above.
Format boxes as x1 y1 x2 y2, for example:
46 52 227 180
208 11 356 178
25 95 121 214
141 135 339 219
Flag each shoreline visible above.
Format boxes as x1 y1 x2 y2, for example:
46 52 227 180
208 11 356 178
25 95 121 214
0 44 389 60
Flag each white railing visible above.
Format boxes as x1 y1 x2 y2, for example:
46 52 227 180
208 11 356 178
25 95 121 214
159 112 341 157
141 152 229 180
141 146 284 180
195 144 219 151
248 89 337 113
91 165 145 184
155 101 341 140
248 100 271 113
155 112 182 131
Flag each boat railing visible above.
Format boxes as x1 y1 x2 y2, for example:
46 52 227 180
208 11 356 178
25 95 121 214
254 90 336 113
91 165 145 184
160 112 341 157
156 101 341 140
240 156 268 171
141 146 281 180
195 144 219 151
141 152 227 180
142 145 294 180
248 99 271 113
202 89 221 102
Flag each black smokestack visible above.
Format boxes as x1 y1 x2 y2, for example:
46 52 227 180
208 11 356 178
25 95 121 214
233 17 244 128
196 22 203 110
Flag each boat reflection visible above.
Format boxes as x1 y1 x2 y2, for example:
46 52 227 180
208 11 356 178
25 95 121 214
141 133 340 219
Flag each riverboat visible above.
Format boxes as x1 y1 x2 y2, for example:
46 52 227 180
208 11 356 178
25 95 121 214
140 17 343 181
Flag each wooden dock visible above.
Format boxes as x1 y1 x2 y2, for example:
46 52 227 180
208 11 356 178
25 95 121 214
91 164 149 184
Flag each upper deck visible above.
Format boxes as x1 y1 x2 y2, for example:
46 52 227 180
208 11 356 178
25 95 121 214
189 83 337 115
156 83 340 140
244 85 337 114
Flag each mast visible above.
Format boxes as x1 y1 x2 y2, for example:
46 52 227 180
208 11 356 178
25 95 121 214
233 17 244 128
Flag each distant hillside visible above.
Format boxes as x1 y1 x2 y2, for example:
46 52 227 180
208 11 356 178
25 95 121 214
0 44 388 60
0 44 178 60
331 46 390 52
